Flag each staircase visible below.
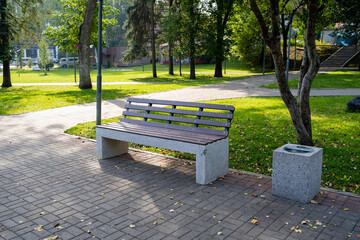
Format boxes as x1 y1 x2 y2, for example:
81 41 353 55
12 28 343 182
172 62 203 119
320 46 359 68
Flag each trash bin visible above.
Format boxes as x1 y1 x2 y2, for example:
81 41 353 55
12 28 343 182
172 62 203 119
272 143 323 203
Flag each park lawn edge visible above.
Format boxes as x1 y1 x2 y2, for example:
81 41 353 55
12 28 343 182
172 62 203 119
260 69 360 89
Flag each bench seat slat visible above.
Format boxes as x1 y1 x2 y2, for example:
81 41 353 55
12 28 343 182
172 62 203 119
123 111 231 128
125 104 233 119
127 98 235 111
101 123 222 142
97 122 226 145
122 118 228 136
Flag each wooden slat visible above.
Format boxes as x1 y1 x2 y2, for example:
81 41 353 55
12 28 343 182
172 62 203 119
123 111 231 128
121 118 228 136
101 122 222 142
125 104 233 119
97 122 226 145
127 98 235 111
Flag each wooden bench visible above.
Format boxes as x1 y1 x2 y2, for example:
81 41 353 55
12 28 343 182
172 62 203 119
96 98 235 184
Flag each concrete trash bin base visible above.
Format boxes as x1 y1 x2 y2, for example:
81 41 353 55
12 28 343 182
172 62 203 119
272 143 323 203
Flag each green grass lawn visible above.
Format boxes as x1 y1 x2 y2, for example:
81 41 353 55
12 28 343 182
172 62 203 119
0 78 243 114
65 96 360 194
261 69 360 89
10 63 261 84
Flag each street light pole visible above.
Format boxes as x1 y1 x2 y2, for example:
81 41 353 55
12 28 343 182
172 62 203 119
96 0 103 125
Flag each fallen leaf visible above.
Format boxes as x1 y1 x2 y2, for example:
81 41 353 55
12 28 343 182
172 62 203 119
213 216 216 219
99 193 105 196
301 220 310 225
356 234 360 238
251 194 258 197
34 225 43 231
43 236 59 240
344 208 350 211
217 232 223 235
244 193 248 195
160 217 164 219
169 197 173 200
40 212 45 215
310 200 318 204
315 220 322 226
87 230 91 234
53 222 60 227
56 226 63 230
284 222 289 225
1 234 6 237
86 222 92 226
294 229 302 233
251 219 259 225
169 209 175 213
153 221 157 225
260 195 266 198
129 224 135 228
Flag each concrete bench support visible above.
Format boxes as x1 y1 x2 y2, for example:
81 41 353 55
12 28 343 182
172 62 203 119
96 127 228 185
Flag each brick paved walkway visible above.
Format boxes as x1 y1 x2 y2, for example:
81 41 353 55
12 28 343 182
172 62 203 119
0 127 359 240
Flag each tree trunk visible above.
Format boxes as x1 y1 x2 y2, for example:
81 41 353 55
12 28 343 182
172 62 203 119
2 60 11 87
214 1 224 78
151 0 157 78
189 0 196 79
214 22 223 77
214 0 233 77
249 0 319 146
78 0 96 89
1 0 11 87
168 0 174 75
169 44 174 75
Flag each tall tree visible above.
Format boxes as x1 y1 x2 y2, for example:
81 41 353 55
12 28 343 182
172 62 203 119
0 0 42 87
46 0 118 89
249 0 323 146
212 0 235 77
38 36 52 75
161 0 181 75
123 0 162 78
79 0 97 89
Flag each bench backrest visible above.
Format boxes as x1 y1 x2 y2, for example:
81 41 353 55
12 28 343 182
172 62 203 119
121 98 235 137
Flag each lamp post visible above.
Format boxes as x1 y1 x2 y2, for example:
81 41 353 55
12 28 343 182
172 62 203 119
96 0 103 125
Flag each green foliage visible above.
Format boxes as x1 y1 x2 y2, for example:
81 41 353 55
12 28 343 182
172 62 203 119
65 96 360 194
122 0 163 63
45 0 118 53
38 36 52 74
0 0 42 62
229 3 264 65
